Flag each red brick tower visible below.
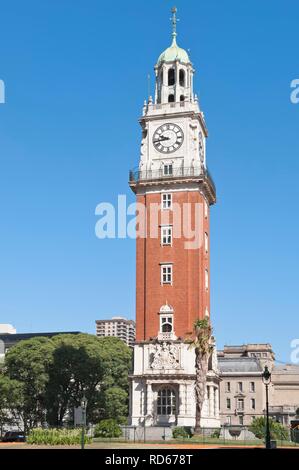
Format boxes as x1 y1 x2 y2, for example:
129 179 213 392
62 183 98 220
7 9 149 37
129 7 220 430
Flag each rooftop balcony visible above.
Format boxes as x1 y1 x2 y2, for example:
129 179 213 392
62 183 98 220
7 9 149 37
129 165 216 204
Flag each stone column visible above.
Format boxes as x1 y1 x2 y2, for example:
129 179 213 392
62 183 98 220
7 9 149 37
190 67 194 101
154 68 158 103
162 65 168 103
146 382 153 423
214 386 219 419
178 383 185 417
202 386 209 418
175 60 179 102
209 385 215 417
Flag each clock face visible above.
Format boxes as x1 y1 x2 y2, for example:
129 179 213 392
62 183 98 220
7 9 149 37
153 123 184 153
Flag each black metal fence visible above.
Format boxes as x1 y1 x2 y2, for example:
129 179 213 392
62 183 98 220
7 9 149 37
92 425 299 448
129 166 216 194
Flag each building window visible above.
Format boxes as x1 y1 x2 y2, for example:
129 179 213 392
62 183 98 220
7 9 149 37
205 269 209 290
226 416 231 426
161 226 172 246
237 398 244 411
225 382 231 393
168 68 175 86
168 94 175 103
251 398 256 410
160 316 173 333
180 95 185 102
226 398 231 409
238 382 243 392
205 232 209 253
250 382 255 392
179 69 185 86
162 193 172 210
157 388 176 415
163 164 173 176
204 200 208 218
161 264 172 285
239 415 244 425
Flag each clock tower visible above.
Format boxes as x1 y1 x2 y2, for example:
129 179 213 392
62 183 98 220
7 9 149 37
129 8 220 430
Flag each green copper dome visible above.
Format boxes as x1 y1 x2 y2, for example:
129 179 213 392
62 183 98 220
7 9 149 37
157 38 190 66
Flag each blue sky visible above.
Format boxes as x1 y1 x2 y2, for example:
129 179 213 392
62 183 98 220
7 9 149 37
0 0 298 363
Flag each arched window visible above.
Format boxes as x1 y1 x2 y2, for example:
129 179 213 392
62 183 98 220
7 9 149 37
179 69 185 86
157 388 176 415
180 95 185 102
160 316 173 333
168 94 175 103
168 68 175 86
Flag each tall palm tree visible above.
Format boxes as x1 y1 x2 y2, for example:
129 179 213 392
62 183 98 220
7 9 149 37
189 318 213 434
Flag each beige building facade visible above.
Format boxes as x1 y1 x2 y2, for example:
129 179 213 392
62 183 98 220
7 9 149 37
218 344 299 427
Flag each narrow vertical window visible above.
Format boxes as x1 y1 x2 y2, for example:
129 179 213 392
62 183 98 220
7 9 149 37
168 68 175 86
205 232 209 253
161 226 172 246
237 398 244 411
161 264 173 285
179 69 185 86
204 200 208 218
162 193 172 210
205 269 209 290
160 316 173 333
163 164 173 176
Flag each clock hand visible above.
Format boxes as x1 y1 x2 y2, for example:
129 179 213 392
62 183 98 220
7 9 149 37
154 136 170 143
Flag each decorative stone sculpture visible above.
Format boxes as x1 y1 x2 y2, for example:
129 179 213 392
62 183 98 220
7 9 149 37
150 342 180 370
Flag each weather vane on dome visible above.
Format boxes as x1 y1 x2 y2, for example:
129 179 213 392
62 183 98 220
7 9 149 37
171 6 179 43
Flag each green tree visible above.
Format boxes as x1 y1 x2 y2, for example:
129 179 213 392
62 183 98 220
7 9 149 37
188 318 213 434
96 336 132 392
102 387 128 423
1 334 132 430
249 416 289 441
45 335 132 426
45 334 105 426
0 376 24 436
4 337 54 432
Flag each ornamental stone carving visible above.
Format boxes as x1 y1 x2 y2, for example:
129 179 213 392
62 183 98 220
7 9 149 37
150 342 180 370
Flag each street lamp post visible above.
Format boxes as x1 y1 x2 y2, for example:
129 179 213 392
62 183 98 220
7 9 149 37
262 365 272 449
80 395 88 450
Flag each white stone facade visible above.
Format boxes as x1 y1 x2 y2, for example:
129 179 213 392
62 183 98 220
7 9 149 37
139 100 207 177
129 341 220 428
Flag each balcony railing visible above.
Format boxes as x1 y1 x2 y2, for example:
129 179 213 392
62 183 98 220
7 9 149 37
129 166 216 195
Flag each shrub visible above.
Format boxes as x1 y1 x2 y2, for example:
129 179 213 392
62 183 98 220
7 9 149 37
27 428 92 445
249 417 289 441
172 426 193 439
94 419 122 438
211 429 221 439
